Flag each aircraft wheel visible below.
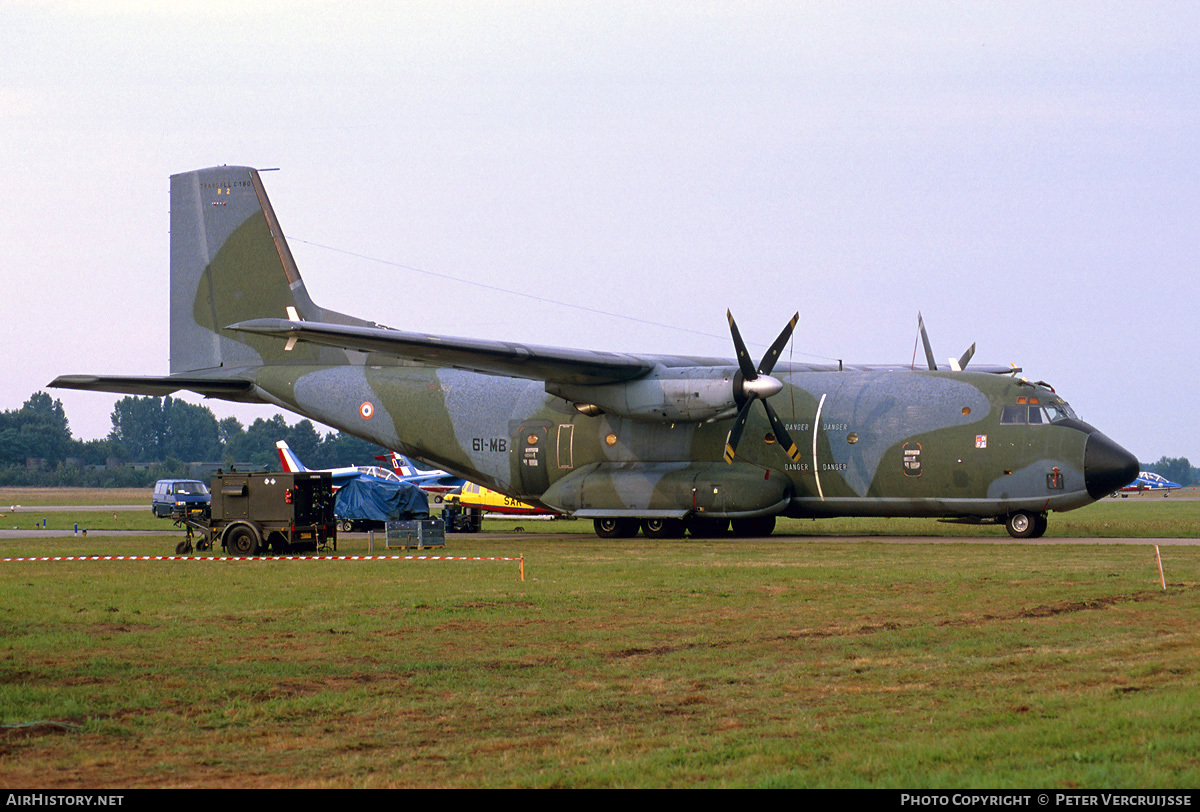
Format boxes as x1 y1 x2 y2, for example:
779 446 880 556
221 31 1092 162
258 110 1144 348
641 518 685 539
1031 513 1048 538
731 516 776 537
339 519 354 532
226 525 260 556
686 516 729 538
594 518 639 539
1005 511 1040 539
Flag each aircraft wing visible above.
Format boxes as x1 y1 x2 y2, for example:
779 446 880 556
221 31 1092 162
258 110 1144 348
226 318 657 386
226 319 1022 382
49 375 261 402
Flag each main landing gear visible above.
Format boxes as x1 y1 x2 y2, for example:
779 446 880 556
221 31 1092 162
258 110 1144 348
1005 510 1048 539
592 515 777 539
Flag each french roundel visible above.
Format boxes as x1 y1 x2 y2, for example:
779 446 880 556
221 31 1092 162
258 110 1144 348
360 401 374 419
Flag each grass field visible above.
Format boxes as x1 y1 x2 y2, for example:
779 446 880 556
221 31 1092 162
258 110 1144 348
0 487 149 507
1 491 1198 788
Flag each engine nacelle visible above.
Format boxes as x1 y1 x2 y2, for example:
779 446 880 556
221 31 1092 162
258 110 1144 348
546 366 741 422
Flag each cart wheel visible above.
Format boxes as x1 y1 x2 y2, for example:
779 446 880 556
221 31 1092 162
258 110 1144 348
196 537 211 551
226 525 259 556
175 540 193 555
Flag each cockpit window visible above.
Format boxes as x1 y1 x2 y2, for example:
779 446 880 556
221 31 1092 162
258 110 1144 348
1001 405 1027 424
1002 399 1077 425
1052 400 1078 420
1043 403 1069 422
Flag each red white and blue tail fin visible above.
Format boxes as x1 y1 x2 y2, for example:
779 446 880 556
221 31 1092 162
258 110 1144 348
276 441 308 473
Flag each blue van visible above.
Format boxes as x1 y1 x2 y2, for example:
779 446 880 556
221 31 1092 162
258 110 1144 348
151 479 211 518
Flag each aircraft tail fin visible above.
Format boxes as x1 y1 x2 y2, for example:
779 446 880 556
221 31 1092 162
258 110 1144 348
169 166 373 375
396 455 431 477
275 441 308 473
376 451 406 476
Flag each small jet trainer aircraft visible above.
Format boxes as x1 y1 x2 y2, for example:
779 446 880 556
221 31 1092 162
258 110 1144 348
275 441 402 489
1118 471 1183 496
52 166 1138 539
375 451 465 500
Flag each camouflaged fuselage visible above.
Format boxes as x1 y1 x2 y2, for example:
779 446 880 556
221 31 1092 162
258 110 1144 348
241 358 1107 520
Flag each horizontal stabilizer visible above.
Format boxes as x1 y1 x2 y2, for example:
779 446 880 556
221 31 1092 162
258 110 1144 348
49 375 259 402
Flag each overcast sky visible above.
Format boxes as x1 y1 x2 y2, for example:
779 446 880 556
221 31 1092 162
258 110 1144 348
3 1 1197 464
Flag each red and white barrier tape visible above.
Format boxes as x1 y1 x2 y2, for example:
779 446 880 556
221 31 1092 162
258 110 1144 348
1 554 521 562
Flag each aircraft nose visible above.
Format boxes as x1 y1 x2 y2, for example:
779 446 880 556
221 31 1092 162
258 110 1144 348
1084 431 1139 499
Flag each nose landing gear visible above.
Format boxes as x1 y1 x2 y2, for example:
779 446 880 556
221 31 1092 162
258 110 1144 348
1006 510 1048 539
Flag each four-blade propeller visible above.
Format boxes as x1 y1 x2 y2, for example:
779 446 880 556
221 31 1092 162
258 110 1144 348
723 310 803 465
917 312 975 372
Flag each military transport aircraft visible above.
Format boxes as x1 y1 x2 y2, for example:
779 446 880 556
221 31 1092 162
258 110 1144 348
51 165 1139 540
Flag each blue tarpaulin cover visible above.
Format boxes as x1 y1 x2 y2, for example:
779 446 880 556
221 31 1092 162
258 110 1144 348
334 477 429 521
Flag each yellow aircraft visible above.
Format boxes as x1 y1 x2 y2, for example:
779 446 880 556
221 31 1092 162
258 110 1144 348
449 482 558 517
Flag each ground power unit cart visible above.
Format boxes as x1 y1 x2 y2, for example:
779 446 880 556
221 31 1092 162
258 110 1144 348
175 471 337 556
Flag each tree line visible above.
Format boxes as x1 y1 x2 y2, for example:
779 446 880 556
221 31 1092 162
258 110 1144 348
0 392 388 488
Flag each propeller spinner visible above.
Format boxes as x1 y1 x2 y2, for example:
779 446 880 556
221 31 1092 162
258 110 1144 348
723 311 803 465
